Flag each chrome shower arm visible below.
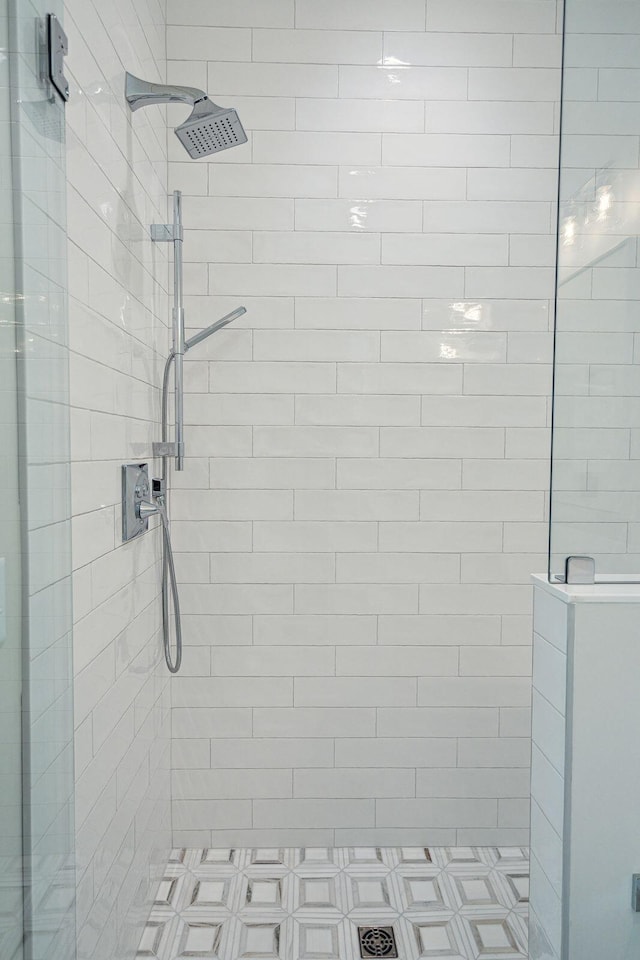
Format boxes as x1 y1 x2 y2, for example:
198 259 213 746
125 72 207 111
125 70 247 158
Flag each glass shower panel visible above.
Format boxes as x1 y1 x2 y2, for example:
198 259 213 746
549 0 640 580
1 0 75 958
0 2 23 955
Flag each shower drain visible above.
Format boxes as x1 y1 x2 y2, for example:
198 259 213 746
358 926 398 958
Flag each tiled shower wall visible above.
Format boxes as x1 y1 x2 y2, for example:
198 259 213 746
167 0 561 846
64 2 171 958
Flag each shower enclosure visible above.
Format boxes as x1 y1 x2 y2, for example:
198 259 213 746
3 0 640 958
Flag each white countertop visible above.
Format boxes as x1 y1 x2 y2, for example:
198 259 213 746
532 573 640 603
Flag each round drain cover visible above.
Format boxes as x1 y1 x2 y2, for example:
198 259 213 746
360 926 397 958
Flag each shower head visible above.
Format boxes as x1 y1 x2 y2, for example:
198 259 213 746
175 99 247 159
184 307 247 352
125 72 248 158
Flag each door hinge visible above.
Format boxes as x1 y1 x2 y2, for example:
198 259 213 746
47 14 69 102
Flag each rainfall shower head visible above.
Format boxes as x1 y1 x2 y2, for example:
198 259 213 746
125 72 248 158
175 100 247 159
185 307 247 352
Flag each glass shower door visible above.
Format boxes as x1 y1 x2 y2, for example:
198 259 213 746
1 0 75 957
0 0 24 955
0 346 24 960
0 211 24 960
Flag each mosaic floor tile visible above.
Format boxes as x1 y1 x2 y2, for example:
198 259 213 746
298 876 339 910
441 848 485 867
454 876 502 909
155 876 184 910
467 917 522 957
137 848 529 960
400 848 435 865
138 918 177 959
202 849 236 865
399 914 470 960
251 848 287 866
297 848 337 867
401 875 449 913
175 920 224 959
293 918 349 960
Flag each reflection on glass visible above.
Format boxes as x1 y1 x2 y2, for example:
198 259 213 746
550 0 640 580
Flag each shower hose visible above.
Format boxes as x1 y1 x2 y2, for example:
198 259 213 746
158 350 183 674
159 497 182 673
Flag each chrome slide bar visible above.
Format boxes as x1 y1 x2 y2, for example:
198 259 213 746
151 189 186 469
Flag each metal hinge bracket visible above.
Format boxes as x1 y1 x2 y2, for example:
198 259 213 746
47 14 69 102
632 875 640 912
565 556 595 584
150 223 183 242
153 441 179 457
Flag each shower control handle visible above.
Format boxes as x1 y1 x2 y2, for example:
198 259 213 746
137 499 160 522
122 463 163 541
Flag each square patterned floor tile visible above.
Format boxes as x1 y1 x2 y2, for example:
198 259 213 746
242 923 279 958
293 918 355 960
453 876 502 910
298 876 339 910
137 848 528 960
193 880 229 907
296 848 335 866
174 919 224 959
401 875 451 913
201 849 237 865
154 877 184 912
484 871 528 913
505 875 529 904
399 915 471 960
250 849 287 866
438 849 485 869
466 917 523 958
488 849 529 870
246 878 285 909
345 847 385 869
299 923 338 959
216 917 282 959
399 848 436 865
347 874 399 916
138 918 179 959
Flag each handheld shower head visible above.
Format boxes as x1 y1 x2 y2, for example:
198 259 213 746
125 72 247 158
185 307 247 352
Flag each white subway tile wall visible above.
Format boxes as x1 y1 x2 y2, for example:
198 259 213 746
65 1 171 959
166 0 561 846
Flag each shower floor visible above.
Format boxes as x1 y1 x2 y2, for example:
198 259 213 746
137 846 529 960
